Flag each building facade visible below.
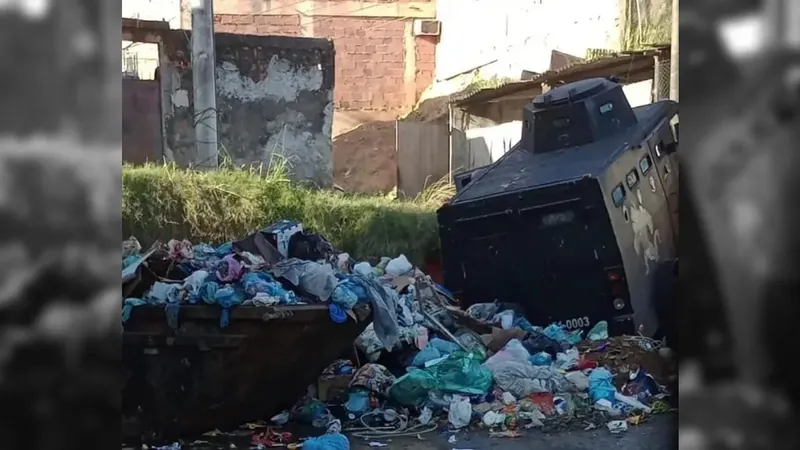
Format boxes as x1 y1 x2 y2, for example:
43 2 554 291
180 0 438 136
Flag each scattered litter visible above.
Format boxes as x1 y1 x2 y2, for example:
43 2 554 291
607 420 628 434
302 433 350 450
418 407 433 425
152 444 181 450
447 396 473 429
122 226 677 443
587 321 609 341
489 430 522 438
482 411 507 427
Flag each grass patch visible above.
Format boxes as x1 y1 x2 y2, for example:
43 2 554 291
122 158 451 266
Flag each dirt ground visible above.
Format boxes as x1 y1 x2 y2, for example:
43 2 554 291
332 122 397 194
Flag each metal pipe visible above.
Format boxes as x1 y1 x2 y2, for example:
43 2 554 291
191 0 219 168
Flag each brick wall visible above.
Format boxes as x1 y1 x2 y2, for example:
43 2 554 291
213 14 301 36
314 17 406 111
415 35 436 101
194 4 437 115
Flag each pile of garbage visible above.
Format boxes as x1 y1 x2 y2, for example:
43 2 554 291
121 219 421 353
279 297 676 441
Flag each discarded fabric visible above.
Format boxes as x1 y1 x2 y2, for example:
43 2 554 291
272 259 338 301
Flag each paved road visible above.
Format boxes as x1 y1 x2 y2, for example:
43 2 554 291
136 415 675 450
349 415 676 450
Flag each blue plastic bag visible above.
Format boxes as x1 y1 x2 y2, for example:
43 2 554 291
329 304 347 323
331 283 359 309
216 242 233 256
344 391 370 415
587 321 609 341
530 351 553 366
588 368 617 404
544 323 569 343
429 338 460 355
410 346 442 368
200 281 220 304
303 433 350 450
215 286 245 328
122 298 146 323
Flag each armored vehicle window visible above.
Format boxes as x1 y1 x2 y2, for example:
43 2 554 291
599 102 614 114
612 183 626 207
639 154 653 174
626 168 640 189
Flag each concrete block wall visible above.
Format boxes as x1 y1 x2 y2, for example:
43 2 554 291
159 30 336 187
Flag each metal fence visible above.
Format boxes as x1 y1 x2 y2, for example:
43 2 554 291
654 57 671 100
122 50 139 78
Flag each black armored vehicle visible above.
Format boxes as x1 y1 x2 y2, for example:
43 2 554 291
437 78 678 338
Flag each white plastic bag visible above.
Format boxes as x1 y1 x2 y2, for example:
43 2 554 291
501 339 531 362
565 371 590 391
554 347 579 370
386 255 413 276
353 262 373 276
482 411 506 427
447 396 473 429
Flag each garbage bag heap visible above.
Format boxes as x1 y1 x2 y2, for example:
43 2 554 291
121 220 408 353
293 294 677 439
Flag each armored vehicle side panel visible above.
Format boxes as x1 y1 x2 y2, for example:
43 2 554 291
596 101 678 335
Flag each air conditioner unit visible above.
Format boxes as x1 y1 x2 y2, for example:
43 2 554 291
413 19 441 37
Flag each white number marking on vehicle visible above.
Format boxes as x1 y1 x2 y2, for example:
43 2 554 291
558 317 591 330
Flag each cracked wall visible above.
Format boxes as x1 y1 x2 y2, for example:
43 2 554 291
160 31 335 187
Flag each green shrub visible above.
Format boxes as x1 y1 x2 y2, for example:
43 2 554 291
122 161 450 266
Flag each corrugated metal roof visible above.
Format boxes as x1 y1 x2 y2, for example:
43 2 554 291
452 45 670 106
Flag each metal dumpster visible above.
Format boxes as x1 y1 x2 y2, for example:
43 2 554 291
122 302 371 441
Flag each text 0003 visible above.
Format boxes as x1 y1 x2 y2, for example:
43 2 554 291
556 317 590 330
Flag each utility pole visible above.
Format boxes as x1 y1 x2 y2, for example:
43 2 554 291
670 0 678 101
191 0 219 168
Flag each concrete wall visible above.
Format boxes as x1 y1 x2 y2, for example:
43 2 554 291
160 31 335 186
123 0 181 28
122 0 180 79
183 0 438 136
435 0 621 80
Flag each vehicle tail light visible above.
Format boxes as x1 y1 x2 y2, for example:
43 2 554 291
607 269 624 297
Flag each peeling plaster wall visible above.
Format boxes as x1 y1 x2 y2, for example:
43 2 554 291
160 32 335 186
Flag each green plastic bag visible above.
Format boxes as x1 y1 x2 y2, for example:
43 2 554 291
388 368 437 406
428 352 493 396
